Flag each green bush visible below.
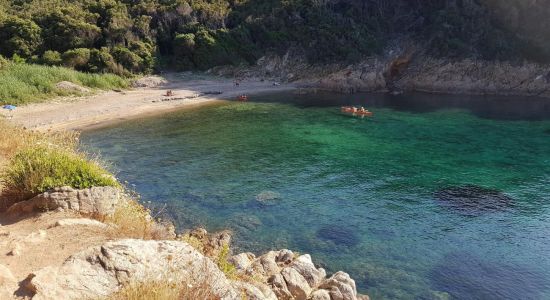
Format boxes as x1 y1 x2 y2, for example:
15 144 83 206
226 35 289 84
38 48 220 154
41 50 62 66
4 146 119 195
112 46 143 73
62 48 91 70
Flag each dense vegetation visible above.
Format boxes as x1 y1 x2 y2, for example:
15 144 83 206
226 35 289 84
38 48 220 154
0 58 128 105
0 0 545 74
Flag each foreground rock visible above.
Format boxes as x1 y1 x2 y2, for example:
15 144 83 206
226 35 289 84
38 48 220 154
27 239 238 300
7 186 120 217
231 249 369 300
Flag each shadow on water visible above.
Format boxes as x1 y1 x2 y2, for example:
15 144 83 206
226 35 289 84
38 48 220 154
252 91 550 121
430 252 550 300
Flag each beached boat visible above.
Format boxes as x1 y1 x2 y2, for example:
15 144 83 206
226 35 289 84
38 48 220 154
238 95 248 101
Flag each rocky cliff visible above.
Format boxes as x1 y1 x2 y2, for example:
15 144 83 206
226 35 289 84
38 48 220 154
213 47 550 98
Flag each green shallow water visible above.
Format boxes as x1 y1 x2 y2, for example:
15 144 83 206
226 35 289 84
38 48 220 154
82 92 550 299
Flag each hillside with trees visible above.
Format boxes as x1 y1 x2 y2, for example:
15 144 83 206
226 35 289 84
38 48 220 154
0 0 547 75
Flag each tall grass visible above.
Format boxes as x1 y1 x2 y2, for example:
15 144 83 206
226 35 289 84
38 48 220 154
0 119 118 209
4 146 119 195
0 62 128 105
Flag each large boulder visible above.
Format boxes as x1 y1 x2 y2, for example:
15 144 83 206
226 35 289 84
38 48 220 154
7 186 121 216
281 267 312 300
268 273 293 300
131 76 168 88
27 239 238 300
290 254 326 289
231 281 277 300
229 252 256 271
55 81 90 93
319 271 357 300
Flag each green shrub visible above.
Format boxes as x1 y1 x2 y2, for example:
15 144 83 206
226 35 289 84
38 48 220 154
88 48 117 73
129 41 156 73
41 50 62 66
112 46 143 73
4 146 119 195
62 48 91 70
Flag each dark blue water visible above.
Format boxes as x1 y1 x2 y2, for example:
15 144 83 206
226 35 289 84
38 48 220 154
82 92 550 299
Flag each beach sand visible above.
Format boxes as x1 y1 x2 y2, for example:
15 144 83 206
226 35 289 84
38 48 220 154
2 74 295 132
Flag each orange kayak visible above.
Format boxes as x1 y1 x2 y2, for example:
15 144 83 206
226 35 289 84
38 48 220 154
341 106 373 117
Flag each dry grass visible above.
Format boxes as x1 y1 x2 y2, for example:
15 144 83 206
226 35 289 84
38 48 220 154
107 280 221 300
107 260 224 300
0 118 78 160
102 198 176 240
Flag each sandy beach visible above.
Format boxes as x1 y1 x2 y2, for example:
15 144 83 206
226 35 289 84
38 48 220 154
2 73 296 132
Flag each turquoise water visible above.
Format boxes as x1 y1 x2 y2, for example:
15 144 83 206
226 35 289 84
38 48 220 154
82 92 550 299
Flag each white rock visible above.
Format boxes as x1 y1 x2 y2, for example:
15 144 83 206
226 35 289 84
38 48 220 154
268 273 292 300
55 81 90 93
229 252 255 271
319 271 357 300
231 281 277 300
290 254 326 288
310 289 331 300
281 267 312 300
28 239 239 300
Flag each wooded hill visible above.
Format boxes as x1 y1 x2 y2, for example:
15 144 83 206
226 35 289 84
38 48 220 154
0 0 547 75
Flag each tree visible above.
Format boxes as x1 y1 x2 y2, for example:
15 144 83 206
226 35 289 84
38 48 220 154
0 16 42 58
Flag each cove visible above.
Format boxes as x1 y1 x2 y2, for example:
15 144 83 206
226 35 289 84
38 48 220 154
81 92 550 299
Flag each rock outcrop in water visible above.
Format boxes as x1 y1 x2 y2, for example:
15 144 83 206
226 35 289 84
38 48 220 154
229 248 369 300
434 185 514 215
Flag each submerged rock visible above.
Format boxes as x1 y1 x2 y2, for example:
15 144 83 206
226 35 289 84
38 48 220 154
434 185 514 215
316 225 361 247
255 191 281 205
430 252 548 300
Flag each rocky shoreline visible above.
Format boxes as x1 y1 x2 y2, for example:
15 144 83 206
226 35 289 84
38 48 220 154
212 47 550 99
0 186 369 300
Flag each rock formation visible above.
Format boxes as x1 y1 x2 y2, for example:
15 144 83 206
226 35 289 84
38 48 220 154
230 248 369 300
7 186 121 217
27 239 238 300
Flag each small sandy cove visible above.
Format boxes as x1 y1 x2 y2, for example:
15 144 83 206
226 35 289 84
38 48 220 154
2 73 296 131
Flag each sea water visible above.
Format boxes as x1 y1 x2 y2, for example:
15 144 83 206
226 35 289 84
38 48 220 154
82 92 550 299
